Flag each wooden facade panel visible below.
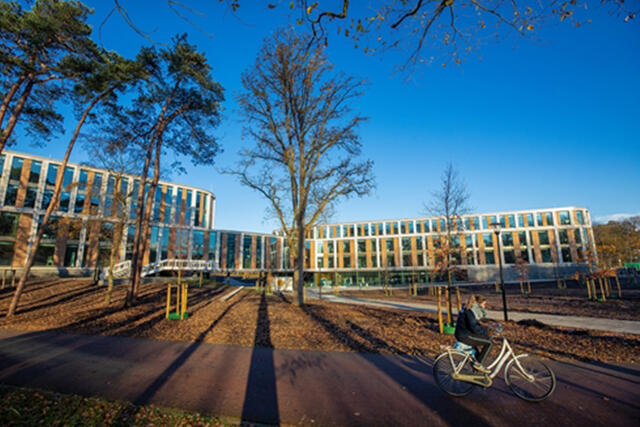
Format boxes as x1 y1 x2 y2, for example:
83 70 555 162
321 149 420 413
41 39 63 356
54 218 70 266
82 171 95 215
220 233 227 269
410 237 418 267
203 231 210 260
235 235 242 270
168 228 177 259
15 159 31 208
86 219 100 268
251 236 257 269
12 214 32 267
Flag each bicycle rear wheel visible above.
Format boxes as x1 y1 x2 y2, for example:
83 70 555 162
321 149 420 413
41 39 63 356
433 351 475 397
505 355 556 401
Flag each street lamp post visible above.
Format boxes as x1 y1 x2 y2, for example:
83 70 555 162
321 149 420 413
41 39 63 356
492 222 509 321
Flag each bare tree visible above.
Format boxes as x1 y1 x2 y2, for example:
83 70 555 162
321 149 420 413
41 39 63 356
83 136 142 304
427 163 471 326
108 1 637 70
229 30 375 306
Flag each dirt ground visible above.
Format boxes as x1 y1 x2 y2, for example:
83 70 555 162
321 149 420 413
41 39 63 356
341 281 640 321
0 279 638 365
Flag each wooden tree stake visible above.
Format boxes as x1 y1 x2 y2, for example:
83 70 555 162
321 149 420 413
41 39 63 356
437 286 443 334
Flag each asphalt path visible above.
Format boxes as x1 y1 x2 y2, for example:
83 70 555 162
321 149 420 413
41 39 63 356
0 328 638 426
308 291 640 335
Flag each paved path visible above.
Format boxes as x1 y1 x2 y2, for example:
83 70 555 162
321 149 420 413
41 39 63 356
310 292 640 335
1 329 638 426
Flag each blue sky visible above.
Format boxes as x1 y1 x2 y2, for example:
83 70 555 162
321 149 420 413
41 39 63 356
12 1 640 232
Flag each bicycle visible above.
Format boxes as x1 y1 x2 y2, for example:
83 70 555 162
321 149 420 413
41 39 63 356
433 325 556 402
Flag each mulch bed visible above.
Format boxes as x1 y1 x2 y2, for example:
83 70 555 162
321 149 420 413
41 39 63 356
0 279 638 365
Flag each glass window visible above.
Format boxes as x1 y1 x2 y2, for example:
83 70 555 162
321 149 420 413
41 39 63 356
385 238 394 251
518 231 527 248
536 213 543 226
485 251 495 264
559 229 569 244
576 210 584 225
41 189 53 210
0 155 4 178
574 229 582 245
408 221 414 233
0 213 19 237
502 232 513 247
545 212 554 226
507 215 515 228
393 222 399 234
78 169 89 191
559 211 571 225
63 167 74 189
504 250 515 264
465 235 473 247
431 219 438 232
385 222 391 235
541 248 552 263
92 172 102 194
517 214 524 227
401 237 411 251
538 231 550 245
29 160 42 183
74 193 85 213
439 219 445 232
499 215 506 227
4 184 18 206
9 157 24 180
464 218 470 231
561 247 571 263
59 192 70 212
483 233 493 248
24 186 38 208
423 220 430 233
46 164 58 186
526 213 534 227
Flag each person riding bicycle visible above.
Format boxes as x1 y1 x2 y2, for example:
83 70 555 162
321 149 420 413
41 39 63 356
455 295 493 374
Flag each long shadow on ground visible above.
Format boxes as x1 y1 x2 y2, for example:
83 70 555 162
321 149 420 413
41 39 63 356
241 291 279 425
300 303 493 427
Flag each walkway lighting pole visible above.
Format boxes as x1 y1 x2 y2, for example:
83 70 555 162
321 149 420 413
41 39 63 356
492 222 509 321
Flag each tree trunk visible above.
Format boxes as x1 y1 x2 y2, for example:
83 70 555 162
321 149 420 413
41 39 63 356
126 138 154 306
295 217 305 306
6 90 109 316
0 75 27 130
0 79 35 154
134 134 164 296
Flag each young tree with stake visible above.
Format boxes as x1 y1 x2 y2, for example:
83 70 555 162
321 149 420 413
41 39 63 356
427 163 470 329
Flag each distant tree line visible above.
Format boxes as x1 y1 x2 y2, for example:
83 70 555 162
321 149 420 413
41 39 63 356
593 217 640 268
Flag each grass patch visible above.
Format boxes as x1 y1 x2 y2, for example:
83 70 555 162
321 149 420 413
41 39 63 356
0 384 237 426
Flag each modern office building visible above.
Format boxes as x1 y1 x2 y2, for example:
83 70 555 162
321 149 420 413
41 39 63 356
304 207 596 284
0 150 596 283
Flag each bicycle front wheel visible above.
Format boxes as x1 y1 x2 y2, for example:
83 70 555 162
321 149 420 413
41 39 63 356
433 351 475 397
505 355 556 401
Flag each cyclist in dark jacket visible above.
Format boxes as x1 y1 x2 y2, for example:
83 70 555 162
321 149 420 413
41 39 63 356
455 295 493 373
